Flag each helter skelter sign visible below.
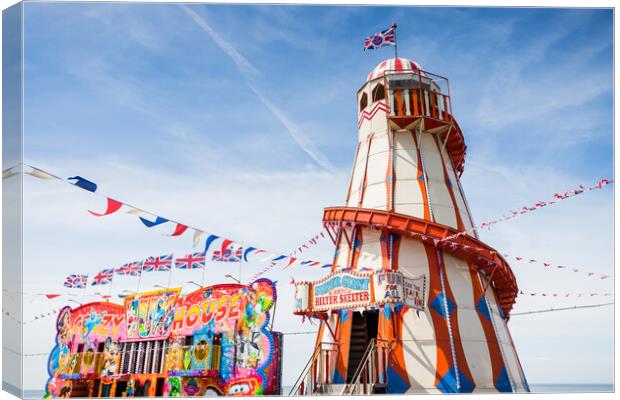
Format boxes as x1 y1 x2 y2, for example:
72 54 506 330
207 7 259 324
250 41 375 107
293 270 426 315
313 272 371 310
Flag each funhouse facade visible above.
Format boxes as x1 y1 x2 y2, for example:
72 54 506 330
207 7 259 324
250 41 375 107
45 279 282 397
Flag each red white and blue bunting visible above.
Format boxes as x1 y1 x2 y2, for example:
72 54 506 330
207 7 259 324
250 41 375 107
11 163 614 287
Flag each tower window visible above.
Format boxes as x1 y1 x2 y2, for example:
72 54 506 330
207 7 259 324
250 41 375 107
359 93 368 111
372 84 385 102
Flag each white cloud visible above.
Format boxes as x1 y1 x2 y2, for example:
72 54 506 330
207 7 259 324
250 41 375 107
179 4 334 173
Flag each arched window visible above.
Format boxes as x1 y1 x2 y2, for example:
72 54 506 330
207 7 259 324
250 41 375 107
359 93 368 111
372 84 385 102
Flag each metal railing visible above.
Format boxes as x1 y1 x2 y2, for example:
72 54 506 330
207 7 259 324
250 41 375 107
388 88 452 123
289 342 339 396
341 339 392 395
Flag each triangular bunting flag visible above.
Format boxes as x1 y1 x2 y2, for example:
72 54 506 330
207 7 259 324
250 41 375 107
88 198 123 217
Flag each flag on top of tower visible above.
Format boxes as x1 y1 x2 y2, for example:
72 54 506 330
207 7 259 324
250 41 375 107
364 23 397 51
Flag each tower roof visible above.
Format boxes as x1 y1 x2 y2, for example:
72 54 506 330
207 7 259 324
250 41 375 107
366 57 423 82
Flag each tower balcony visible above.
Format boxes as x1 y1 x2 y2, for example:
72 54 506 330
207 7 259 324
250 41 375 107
384 69 452 131
383 69 467 175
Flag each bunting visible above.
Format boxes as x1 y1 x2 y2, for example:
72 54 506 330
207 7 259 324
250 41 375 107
91 269 114 286
502 253 610 280
68 176 97 192
175 252 206 269
116 261 143 276
140 216 169 228
440 178 614 243
88 198 123 217
520 290 612 298
24 164 614 287
143 254 173 272
63 274 88 289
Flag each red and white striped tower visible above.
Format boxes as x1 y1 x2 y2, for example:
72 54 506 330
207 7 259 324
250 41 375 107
296 58 529 394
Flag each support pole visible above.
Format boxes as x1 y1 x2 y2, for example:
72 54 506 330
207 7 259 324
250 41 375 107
392 23 398 59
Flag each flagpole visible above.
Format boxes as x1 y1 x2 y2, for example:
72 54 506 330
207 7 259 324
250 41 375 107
136 269 143 293
81 275 89 305
168 263 174 289
238 248 243 284
392 23 398 59
108 274 114 302
201 264 206 287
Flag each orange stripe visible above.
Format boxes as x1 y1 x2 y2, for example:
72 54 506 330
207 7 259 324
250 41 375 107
468 262 507 389
433 135 465 231
423 243 452 385
335 311 353 382
436 250 476 390
411 131 431 220
391 233 401 271
350 227 363 269
378 304 410 389
380 231 390 270
345 142 362 205
386 130 394 211
358 136 373 208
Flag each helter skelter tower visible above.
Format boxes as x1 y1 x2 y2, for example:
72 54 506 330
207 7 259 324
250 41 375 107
292 58 529 394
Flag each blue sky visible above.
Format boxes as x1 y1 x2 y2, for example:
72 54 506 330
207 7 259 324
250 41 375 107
17 2 613 390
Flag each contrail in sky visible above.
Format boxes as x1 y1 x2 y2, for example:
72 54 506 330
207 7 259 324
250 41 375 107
179 4 334 172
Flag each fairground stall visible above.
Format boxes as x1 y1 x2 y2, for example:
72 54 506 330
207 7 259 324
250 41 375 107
290 56 529 395
44 279 282 397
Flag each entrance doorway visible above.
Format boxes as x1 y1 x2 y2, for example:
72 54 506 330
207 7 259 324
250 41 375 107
346 310 379 383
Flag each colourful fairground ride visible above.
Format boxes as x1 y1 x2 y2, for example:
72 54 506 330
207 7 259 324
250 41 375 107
44 279 282 397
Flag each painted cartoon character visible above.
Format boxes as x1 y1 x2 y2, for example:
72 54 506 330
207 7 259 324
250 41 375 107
165 341 184 370
225 375 262 396
167 377 181 397
58 310 72 344
82 308 105 340
183 378 201 396
59 381 72 398
105 337 119 356
126 378 136 397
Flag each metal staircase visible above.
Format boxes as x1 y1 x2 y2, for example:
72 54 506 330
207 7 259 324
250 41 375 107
289 342 339 396
347 314 369 382
341 339 392 395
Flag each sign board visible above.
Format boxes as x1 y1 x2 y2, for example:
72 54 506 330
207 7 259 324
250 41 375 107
402 275 426 310
312 272 372 311
293 271 426 314
123 289 180 340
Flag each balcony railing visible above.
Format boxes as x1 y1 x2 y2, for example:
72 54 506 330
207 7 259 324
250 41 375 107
388 87 452 123
382 68 453 124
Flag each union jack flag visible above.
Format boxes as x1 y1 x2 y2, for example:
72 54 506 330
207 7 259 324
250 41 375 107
212 247 242 262
143 254 173 272
91 268 114 286
64 274 88 288
175 252 206 269
116 261 143 276
364 24 397 51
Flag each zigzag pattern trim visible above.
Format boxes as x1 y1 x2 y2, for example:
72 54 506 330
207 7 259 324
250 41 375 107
358 101 388 128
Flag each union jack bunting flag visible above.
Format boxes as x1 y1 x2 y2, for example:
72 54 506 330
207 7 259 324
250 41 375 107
364 24 397 51
212 247 242 262
91 268 114 286
64 274 88 289
143 254 173 272
175 252 206 270
116 261 143 276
